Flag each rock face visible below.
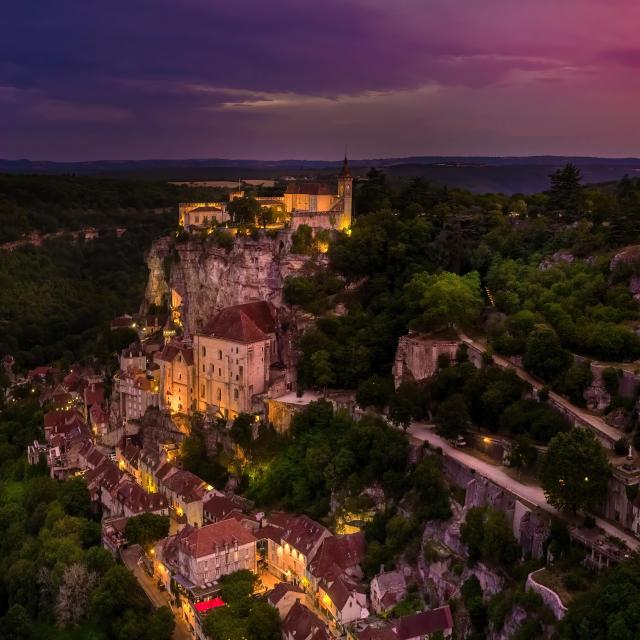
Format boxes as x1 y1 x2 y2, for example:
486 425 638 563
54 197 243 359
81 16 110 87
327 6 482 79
143 232 315 333
143 235 172 311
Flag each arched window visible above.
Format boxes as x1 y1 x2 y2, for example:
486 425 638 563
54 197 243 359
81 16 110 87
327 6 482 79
202 346 206 356
233 389 239 400
218 350 222 360
217 388 222 401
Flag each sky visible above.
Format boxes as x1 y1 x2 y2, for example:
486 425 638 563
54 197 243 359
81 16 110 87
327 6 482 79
3 0 640 161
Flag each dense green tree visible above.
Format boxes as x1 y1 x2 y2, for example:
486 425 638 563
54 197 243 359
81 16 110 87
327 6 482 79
540 429 610 513
461 506 521 567
434 393 470 439
0 605 34 640
356 168 393 214
58 476 91 518
523 326 572 382
124 513 170 549
388 381 428 429
548 164 583 219
356 375 394 411
405 271 483 331
228 197 260 225
412 456 452 521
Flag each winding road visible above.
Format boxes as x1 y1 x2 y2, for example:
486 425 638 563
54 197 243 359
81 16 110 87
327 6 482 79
458 331 622 446
407 421 639 552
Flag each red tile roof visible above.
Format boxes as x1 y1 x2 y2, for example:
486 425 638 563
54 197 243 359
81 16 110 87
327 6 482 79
201 301 275 343
162 469 207 502
286 182 333 196
323 575 360 611
203 495 242 522
155 343 194 366
310 532 365 582
392 606 454 640
282 602 330 640
179 519 257 558
268 582 304 606
282 515 331 559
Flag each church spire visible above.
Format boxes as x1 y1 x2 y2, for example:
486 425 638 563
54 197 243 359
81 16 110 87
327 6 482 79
339 154 351 179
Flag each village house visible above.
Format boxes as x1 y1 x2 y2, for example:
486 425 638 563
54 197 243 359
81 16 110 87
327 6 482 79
282 601 332 640
267 582 309 619
155 338 196 414
262 514 332 587
154 519 257 635
114 366 159 421
370 569 407 615
317 575 368 627
30 408 93 479
357 607 454 640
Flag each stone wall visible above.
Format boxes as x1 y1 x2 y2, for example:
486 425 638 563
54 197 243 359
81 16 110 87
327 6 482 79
438 454 550 559
526 570 567 620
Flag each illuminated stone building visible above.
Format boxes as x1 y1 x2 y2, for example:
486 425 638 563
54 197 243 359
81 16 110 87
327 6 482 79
178 156 353 232
155 338 196 413
193 301 277 419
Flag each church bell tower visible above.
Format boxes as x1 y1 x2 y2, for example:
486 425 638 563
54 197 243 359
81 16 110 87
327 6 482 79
337 155 353 229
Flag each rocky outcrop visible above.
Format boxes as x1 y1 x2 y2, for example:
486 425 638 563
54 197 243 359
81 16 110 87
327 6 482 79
143 232 316 334
487 606 529 640
538 251 575 271
143 235 172 311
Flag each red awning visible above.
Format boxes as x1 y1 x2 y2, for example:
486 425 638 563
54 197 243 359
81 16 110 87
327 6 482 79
195 597 225 613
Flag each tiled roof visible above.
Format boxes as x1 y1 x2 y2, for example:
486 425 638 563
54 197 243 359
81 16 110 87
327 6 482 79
282 515 330 559
392 607 454 640
200 301 275 343
373 569 406 595
323 575 359 611
268 582 304 606
257 524 286 544
310 532 365 581
357 627 397 640
162 469 207 502
282 602 330 640
203 495 242 522
179 519 257 559
155 342 194 366
285 182 333 196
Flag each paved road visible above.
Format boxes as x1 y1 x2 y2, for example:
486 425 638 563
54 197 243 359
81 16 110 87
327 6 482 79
121 546 193 640
408 421 640 551
458 331 623 446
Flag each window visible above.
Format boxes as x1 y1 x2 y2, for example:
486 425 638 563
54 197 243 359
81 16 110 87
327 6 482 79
217 388 222 401
219 368 222 376
202 364 205 372
201 385 205 397
202 346 206 356
218 350 222 360
239 366 243 378
234 389 239 400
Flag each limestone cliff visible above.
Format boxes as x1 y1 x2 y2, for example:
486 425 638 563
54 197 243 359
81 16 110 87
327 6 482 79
143 232 315 333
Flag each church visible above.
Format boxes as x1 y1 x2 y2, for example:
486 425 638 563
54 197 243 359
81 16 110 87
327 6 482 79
179 156 353 232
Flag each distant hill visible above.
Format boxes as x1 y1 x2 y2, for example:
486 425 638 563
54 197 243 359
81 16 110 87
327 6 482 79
3 156 640 194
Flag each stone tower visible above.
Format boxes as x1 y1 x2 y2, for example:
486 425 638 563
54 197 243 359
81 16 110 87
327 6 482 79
337 155 353 228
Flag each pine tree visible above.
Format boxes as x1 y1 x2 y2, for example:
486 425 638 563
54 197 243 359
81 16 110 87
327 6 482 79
548 163 583 220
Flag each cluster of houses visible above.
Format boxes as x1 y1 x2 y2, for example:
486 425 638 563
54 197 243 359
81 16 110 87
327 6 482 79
25 363 109 478
151 505 453 640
